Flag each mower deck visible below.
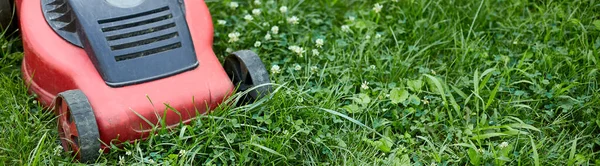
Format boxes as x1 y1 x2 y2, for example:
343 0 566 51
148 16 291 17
11 0 273 163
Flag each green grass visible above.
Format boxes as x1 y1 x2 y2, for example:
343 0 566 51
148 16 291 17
1 0 600 165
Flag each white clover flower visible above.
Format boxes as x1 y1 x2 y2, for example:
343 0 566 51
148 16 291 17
254 0 262 5
226 48 233 53
264 33 272 40
118 156 125 165
53 145 62 156
244 14 254 21
294 64 302 71
348 16 356 22
288 45 305 57
376 33 382 38
271 65 281 74
279 6 288 13
341 25 350 32
271 26 279 34
361 81 370 90
217 20 227 25
499 142 509 149
312 49 319 56
310 66 319 73
254 41 262 47
252 9 261 15
370 65 376 70
125 150 132 156
230 2 239 9
422 98 430 105
315 39 324 48
179 150 187 157
373 3 383 13
288 45 299 52
228 32 241 43
287 16 300 24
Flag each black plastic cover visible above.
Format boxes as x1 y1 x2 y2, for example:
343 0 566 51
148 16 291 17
42 0 82 47
66 0 198 87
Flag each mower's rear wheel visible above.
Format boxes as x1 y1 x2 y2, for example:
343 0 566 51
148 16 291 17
224 50 272 104
55 90 101 163
0 0 14 31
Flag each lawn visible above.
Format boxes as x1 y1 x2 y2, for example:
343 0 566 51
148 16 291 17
1 0 600 165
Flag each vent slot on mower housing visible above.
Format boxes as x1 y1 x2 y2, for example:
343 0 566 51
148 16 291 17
96 6 183 61
42 0 198 87
42 0 81 46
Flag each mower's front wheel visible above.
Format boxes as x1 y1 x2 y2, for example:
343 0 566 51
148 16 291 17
224 50 272 104
55 90 101 163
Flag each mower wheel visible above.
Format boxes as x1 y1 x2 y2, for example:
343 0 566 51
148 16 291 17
224 50 272 104
0 0 13 30
55 90 101 163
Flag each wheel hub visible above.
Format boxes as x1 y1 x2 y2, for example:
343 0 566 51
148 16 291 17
56 98 80 156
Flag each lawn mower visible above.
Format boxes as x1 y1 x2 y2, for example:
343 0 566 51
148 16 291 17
1 0 272 163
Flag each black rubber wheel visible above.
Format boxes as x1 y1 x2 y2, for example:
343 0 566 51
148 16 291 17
55 90 101 163
224 50 272 104
0 0 14 31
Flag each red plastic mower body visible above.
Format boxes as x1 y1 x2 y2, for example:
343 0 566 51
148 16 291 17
18 0 233 150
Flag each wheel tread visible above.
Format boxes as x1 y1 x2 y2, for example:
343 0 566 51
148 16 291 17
57 90 101 163
226 50 272 103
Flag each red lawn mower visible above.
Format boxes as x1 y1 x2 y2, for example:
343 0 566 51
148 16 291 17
1 0 272 163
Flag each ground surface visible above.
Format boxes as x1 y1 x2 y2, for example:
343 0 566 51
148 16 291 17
1 0 600 165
